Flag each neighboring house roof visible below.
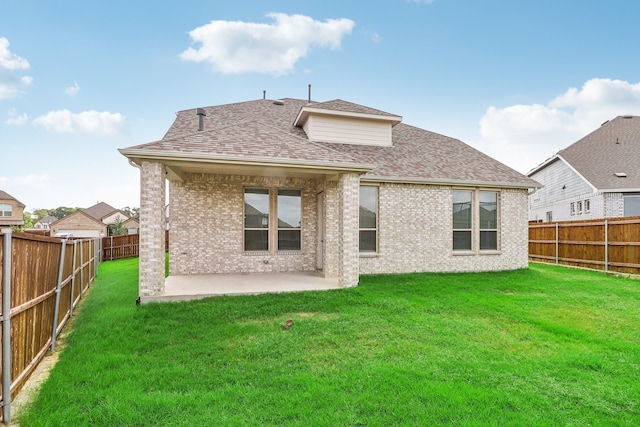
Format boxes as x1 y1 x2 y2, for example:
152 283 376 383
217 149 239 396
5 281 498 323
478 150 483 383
51 202 134 228
121 98 539 189
529 115 640 190
83 202 119 221
0 190 25 207
50 210 105 228
36 215 58 225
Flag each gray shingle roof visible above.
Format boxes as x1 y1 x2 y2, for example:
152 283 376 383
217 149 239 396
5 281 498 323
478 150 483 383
558 115 640 190
123 98 538 188
0 190 25 207
83 202 118 221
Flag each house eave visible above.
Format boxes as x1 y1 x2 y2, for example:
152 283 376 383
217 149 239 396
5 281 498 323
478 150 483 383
598 187 640 193
119 148 376 176
361 175 541 190
293 107 402 128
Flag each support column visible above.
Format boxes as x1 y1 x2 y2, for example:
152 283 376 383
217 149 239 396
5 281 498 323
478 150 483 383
139 161 166 298
338 173 360 287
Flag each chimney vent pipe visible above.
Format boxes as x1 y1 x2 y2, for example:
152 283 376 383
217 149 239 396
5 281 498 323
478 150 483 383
308 84 311 102
196 108 206 131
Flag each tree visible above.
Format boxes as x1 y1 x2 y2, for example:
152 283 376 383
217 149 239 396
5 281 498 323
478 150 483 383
109 216 126 236
49 206 82 220
23 211 34 228
32 209 49 221
31 206 82 221
121 206 140 220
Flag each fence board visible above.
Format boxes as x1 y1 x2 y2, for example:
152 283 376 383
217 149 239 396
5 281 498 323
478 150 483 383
529 216 640 275
0 231 99 423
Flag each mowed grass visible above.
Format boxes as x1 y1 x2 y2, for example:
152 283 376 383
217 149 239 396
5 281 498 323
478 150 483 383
20 259 640 426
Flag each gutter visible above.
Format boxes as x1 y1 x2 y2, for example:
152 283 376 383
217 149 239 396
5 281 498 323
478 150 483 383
118 148 376 173
361 176 542 190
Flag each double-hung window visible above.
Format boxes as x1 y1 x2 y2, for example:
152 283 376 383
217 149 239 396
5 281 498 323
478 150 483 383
0 204 11 217
359 186 378 252
453 189 499 252
277 189 301 251
624 194 640 217
479 191 498 250
244 189 270 251
453 191 473 250
244 188 302 252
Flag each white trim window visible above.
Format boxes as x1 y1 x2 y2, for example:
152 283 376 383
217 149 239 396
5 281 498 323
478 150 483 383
453 190 473 250
577 200 583 215
570 202 576 216
624 194 640 217
277 189 302 251
584 199 591 214
359 186 378 252
453 189 499 252
244 188 270 251
0 203 12 217
244 188 302 252
479 191 498 250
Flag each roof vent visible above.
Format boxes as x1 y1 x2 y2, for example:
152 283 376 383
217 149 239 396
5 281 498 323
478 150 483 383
601 120 609 126
273 99 284 106
196 108 206 131
622 115 633 119
615 172 627 178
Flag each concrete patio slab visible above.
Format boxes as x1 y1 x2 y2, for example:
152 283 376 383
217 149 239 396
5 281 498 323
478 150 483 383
140 271 342 303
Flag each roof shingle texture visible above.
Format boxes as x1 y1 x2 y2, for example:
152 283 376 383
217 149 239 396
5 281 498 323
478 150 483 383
83 202 118 221
127 98 537 186
559 116 640 189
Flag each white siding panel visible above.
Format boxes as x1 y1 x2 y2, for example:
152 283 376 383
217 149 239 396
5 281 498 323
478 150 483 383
304 115 392 146
528 159 595 221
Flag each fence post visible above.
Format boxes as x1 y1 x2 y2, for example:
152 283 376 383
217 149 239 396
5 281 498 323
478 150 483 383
604 220 609 272
70 240 77 316
110 236 113 261
80 241 85 297
555 222 559 265
1 228 13 424
51 240 67 352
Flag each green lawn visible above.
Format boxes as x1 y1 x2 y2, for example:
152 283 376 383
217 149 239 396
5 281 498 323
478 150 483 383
20 259 640 426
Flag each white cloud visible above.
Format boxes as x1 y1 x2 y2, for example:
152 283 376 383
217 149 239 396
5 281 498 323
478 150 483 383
32 109 126 136
180 13 355 76
14 174 54 190
6 108 28 126
64 81 80 96
0 37 33 99
477 78 640 174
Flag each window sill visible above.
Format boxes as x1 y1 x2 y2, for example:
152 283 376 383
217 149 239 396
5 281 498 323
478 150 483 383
359 252 379 258
452 250 502 256
479 250 502 255
452 250 476 256
243 250 303 256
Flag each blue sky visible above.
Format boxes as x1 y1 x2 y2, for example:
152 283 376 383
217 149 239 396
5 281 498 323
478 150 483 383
2 0 640 212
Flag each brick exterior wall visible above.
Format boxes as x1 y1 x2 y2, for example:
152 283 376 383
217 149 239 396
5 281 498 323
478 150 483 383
338 173 360 287
169 174 321 275
167 175 529 284
359 184 530 274
50 212 106 237
139 161 166 297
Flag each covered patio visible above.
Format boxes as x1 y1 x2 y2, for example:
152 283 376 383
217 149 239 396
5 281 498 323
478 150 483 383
139 271 342 303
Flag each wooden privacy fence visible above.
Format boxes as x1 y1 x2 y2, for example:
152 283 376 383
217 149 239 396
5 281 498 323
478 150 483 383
102 230 169 260
0 229 99 424
529 216 640 275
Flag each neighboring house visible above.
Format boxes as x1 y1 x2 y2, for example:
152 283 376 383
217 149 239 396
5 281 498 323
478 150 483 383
34 215 58 230
50 202 140 238
0 190 25 227
528 115 640 222
120 97 540 299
